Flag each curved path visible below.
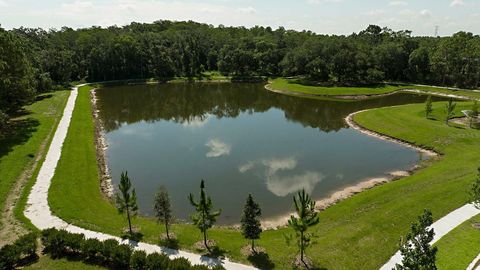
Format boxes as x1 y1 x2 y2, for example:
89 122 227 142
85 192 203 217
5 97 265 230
24 85 256 270
345 111 480 270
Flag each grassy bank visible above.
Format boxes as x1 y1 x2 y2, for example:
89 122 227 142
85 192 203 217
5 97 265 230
0 90 69 240
48 85 480 269
270 78 480 100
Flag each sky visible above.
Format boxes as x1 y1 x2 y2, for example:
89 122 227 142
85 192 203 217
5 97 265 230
0 0 479 36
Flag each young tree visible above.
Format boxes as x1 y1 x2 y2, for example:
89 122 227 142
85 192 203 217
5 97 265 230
115 171 138 236
425 95 433 118
188 180 221 252
395 209 437 270
470 101 478 128
153 186 173 240
241 194 262 253
287 189 319 267
444 98 456 125
471 168 480 209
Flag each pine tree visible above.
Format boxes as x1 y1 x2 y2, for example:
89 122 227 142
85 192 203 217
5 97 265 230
241 194 262 253
287 189 319 267
188 180 221 252
471 168 480 209
425 95 433 118
444 98 456 125
115 171 138 236
395 209 437 270
154 186 173 240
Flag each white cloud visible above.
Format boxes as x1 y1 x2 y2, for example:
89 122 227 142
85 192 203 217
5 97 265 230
205 139 231 158
389 1 408 6
181 115 210 128
237 6 257 14
307 0 342 4
0 0 8 7
420 9 432 18
239 157 323 197
450 0 465 7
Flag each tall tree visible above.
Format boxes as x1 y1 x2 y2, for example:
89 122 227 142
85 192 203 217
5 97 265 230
241 194 262 253
115 171 138 236
188 180 221 252
395 209 437 270
153 186 173 240
444 98 456 125
425 95 433 118
287 189 319 267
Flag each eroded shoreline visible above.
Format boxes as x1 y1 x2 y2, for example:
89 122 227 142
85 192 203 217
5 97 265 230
91 89 114 198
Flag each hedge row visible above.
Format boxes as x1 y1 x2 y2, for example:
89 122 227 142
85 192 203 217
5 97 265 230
0 232 37 270
41 228 224 270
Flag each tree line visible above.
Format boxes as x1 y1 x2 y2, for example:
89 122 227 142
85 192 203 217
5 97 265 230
1 21 480 132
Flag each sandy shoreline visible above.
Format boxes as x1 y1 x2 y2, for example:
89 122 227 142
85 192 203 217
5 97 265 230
91 89 114 198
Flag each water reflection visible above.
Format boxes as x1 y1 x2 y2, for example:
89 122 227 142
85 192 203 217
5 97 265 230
96 83 444 224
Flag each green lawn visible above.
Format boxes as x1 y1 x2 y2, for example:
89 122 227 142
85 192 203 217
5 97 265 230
434 215 480 269
47 85 480 269
269 78 480 100
0 91 69 232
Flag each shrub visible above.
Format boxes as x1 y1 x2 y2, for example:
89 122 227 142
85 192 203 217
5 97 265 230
82 238 103 262
0 244 21 270
41 228 70 258
111 244 132 269
130 250 147 270
102 238 119 262
14 232 38 258
146 252 170 269
65 232 84 254
190 265 210 270
169 257 192 270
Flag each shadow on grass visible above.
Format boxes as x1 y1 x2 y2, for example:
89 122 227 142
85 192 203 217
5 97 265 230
247 251 275 270
205 245 227 259
0 118 40 159
121 231 143 242
159 237 180 250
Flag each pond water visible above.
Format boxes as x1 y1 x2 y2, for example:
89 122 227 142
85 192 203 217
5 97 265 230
96 83 440 224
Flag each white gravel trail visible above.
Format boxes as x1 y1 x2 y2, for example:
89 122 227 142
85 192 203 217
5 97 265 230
24 85 256 270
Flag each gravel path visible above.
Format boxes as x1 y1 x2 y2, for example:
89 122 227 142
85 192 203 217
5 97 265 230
24 85 256 270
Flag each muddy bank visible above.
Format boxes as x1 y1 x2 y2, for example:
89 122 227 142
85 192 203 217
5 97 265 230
91 89 114 198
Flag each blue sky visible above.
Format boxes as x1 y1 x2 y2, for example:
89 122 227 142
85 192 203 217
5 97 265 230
0 0 478 36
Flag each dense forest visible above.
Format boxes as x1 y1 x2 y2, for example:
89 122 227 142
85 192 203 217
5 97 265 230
1 20 479 131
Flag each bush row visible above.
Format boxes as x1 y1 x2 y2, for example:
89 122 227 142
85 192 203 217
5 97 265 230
0 232 37 270
41 228 223 270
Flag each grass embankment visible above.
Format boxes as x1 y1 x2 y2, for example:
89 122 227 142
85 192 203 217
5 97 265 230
49 85 480 269
270 78 480 99
0 91 69 239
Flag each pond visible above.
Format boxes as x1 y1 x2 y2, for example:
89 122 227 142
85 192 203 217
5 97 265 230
96 83 440 224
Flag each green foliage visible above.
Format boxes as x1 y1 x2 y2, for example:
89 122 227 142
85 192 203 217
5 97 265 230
471 168 480 209
0 26 35 116
188 180 221 251
287 189 319 264
82 238 103 261
444 98 456 124
41 228 71 258
395 209 437 270
0 232 37 269
241 194 262 252
130 250 147 270
111 244 132 269
425 95 433 118
145 252 170 269
102 239 120 261
169 257 192 270
115 171 138 236
154 185 173 240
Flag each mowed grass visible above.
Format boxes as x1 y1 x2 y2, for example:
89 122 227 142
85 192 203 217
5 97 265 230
0 91 69 228
434 215 480 269
270 78 480 99
49 85 480 269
